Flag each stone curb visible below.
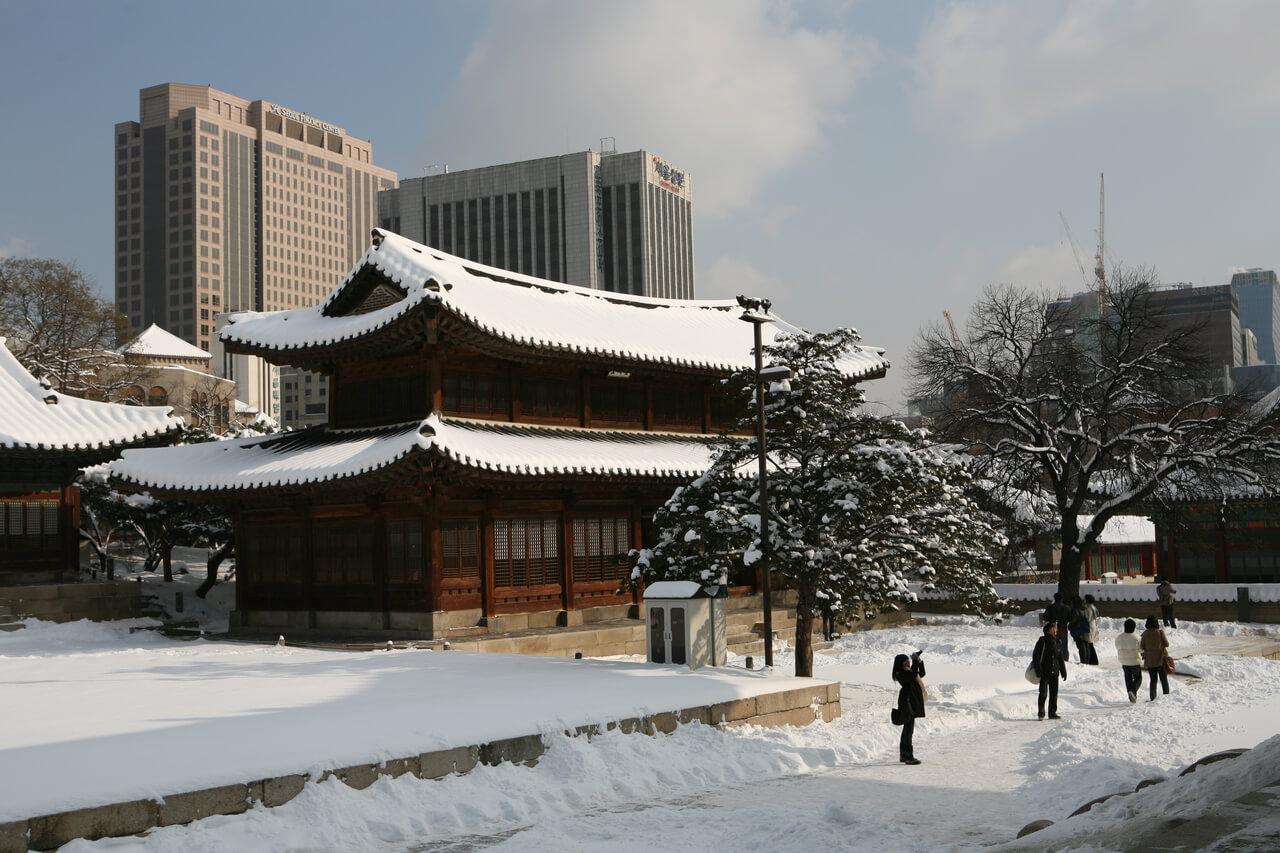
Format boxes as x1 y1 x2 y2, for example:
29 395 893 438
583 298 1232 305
0 681 839 852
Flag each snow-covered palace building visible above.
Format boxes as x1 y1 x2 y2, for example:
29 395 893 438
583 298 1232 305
113 230 889 638
1 338 182 584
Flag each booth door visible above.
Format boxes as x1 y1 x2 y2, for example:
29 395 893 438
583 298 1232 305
647 604 687 665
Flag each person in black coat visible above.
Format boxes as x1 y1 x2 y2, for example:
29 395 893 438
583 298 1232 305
1032 623 1068 720
894 652 927 765
1042 593 1073 661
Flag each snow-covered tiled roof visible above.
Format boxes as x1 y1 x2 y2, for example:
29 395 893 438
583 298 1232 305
427 417 717 479
0 337 183 453
120 324 210 362
111 422 425 492
1080 515 1155 545
220 230 890 378
110 414 719 493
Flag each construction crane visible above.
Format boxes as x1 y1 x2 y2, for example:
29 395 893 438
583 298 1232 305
1059 212 1093 290
943 310 962 347
1094 172 1107 297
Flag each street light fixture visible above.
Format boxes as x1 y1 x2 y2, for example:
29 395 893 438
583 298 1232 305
736 295 791 668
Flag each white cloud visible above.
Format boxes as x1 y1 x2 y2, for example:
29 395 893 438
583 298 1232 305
1000 239 1094 294
423 0 876 218
909 0 1280 144
0 235 32 258
698 255 790 304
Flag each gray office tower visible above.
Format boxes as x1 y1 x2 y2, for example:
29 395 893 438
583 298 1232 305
1230 269 1280 364
378 149 695 299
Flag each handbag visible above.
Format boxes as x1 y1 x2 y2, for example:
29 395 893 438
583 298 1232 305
1025 662 1040 685
891 707 904 726
1163 655 1176 676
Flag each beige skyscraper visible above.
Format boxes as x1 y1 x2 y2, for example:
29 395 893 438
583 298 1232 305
113 84 397 354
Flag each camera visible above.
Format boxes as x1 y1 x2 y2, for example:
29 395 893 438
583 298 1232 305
911 650 926 677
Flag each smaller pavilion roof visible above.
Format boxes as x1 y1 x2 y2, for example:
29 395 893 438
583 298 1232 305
120 324 210 362
0 337 183 454
110 414 719 495
219 230 890 379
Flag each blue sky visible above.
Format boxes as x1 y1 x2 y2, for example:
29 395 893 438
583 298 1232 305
3 0 1279 412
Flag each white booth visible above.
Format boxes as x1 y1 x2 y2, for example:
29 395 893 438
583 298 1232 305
643 581 727 670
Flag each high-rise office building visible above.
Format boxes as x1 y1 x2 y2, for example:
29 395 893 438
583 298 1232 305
113 83 397 354
378 147 695 299
1230 268 1280 365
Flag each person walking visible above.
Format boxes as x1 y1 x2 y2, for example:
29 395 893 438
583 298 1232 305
1083 594 1101 665
1157 577 1177 628
1032 623 1068 719
1114 618 1143 703
1068 595 1097 665
893 652 927 764
1043 592 1073 661
1140 615 1171 700
1068 596 1088 663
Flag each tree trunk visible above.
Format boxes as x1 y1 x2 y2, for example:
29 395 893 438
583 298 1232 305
793 600 814 678
1058 547 1085 604
196 537 234 599
162 542 174 583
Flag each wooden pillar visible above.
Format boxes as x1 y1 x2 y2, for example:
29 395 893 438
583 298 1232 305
423 491 440 613
300 501 316 622
62 484 81 574
701 382 712 434
630 496 644 605
561 493 575 612
481 501 495 617
232 509 244 614
369 496 387 621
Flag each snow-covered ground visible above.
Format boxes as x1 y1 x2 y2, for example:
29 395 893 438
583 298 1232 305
3 566 1278 852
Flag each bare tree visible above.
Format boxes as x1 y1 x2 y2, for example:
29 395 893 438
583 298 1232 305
0 258 133 397
910 267 1280 601
181 373 238 437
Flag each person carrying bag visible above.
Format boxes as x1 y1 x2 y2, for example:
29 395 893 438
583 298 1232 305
1032 623 1068 720
893 651 927 765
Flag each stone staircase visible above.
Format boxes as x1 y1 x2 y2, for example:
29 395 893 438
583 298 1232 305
724 597 834 657
0 602 22 632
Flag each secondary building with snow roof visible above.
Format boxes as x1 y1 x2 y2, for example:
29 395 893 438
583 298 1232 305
111 229 889 638
97 324 242 434
0 338 182 584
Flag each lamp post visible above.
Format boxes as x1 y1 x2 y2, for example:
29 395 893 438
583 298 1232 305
736 294 785 668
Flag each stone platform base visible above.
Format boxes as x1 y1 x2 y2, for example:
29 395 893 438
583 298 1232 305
0 680 840 852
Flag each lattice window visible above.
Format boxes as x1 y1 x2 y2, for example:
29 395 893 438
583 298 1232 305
442 372 509 418
652 385 703 429
518 378 578 421
0 499 60 552
441 519 480 581
239 522 302 584
387 520 423 583
313 521 374 585
493 517 560 588
572 516 631 584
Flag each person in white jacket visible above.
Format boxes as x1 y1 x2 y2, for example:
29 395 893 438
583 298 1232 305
1114 618 1143 703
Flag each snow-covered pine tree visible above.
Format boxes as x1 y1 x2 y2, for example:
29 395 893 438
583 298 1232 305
635 327 1006 677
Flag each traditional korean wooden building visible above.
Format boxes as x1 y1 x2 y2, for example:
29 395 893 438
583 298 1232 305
1153 498 1280 584
0 338 182 584
112 230 890 637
